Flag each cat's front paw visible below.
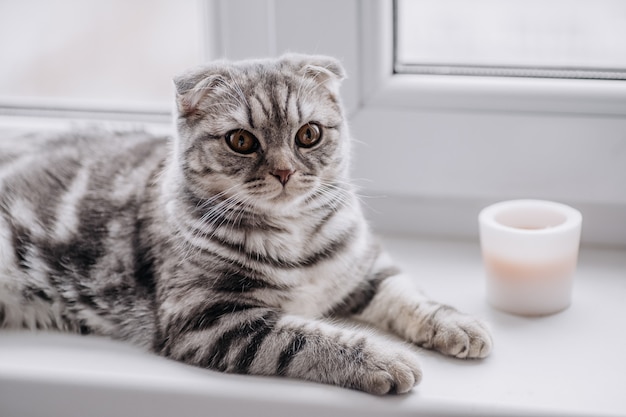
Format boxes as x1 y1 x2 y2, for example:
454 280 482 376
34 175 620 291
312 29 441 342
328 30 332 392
355 340 422 395
419 307 493 359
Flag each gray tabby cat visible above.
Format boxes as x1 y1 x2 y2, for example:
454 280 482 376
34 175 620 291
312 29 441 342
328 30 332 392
0 54 492 395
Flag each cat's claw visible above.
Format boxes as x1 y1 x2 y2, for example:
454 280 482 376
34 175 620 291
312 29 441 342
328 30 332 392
356 342 422 395
430 313 493 359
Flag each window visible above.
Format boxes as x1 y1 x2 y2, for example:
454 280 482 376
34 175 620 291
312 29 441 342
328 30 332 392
0 0 206 119
1 0 624 245
395 0 626 80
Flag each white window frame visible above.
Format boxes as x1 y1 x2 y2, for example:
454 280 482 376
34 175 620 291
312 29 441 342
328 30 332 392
215 0 626 246
363 1 626 116
2 0 624 246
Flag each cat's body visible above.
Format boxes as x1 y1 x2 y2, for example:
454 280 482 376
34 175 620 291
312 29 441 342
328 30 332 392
0 55 491 394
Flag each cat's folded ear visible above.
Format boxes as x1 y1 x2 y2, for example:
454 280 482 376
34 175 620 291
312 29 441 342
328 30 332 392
173 55 346 116
173 66 226 116
281 54 346 90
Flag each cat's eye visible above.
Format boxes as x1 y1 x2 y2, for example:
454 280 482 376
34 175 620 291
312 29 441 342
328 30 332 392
295 123 322 148
225 129 259 154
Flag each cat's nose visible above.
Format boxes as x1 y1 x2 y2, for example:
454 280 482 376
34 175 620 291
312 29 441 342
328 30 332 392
271 169 295 186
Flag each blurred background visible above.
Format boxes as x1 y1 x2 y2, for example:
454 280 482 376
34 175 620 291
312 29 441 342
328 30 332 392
0 0 625 246
2 0 626 105
397 0 626 78
0 0 204 112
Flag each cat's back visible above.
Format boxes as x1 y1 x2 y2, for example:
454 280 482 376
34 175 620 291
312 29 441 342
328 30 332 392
0 128 169 179
0 128 169 206
0 127 171 243
0 128 169 341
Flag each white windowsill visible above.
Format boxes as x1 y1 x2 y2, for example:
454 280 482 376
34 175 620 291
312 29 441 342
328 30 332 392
1 236 624 417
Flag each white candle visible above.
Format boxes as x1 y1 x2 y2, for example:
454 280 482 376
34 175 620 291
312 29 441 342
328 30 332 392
479 200 582 316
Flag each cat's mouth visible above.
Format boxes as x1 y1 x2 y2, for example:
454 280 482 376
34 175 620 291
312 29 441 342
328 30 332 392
242 173 315 206
267 178 312 204
269 184 295 201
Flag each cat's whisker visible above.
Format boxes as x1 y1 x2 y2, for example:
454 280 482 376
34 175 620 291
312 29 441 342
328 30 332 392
310 182 353 215
195 184 244 212
225 68 250 108
201 192 250 246
219 88 249 113
174 187 248 263
319 180 373 205
296 79 320 108
2 55 494 396
227 194 257 241
201 102 240 111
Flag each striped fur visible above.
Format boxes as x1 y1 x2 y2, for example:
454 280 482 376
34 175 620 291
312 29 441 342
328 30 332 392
0 55 492 394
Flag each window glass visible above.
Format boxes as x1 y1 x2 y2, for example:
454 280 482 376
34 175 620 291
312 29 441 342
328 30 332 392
395 0 626 79
0 0 202 107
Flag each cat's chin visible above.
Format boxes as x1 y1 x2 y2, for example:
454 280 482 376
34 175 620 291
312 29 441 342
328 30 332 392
252 186 312 212
267 188 303 205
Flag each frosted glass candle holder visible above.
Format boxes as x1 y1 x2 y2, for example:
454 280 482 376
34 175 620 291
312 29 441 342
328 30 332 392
479 200 582 316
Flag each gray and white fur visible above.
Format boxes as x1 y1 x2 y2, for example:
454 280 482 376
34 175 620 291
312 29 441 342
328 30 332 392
0 54 492 395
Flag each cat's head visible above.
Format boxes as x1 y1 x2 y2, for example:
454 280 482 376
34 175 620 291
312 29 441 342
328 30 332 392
172 54 349 211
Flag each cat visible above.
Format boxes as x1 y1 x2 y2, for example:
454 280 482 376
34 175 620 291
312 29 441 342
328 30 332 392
0 54 492 395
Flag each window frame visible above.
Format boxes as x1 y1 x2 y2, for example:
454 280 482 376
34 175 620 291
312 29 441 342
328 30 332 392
3 0 626 119
1 0 624 246
0 0 221 124
217 0 626 246
393 0 626 82
364 0 626 116
236 0 626 245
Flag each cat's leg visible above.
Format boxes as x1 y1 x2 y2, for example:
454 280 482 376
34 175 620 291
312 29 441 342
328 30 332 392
335 255 493 359
159 302 422 394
